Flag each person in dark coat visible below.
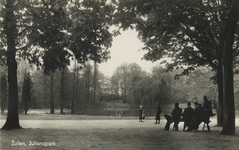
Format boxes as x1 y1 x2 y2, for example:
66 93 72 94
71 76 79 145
155 103 161 124
203 96 213 117
164 102 182 131
191 102 205 130
182 102 194 131
139 105 143 122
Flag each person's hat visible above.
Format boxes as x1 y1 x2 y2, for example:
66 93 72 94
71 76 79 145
194 101 198 105
175 102 179 106
187 102 191 105
140 105 142 108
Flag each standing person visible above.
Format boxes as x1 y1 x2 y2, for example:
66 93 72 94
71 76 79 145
203 96 214 126
139 105 143 122
182 102 194 131
164 102 182 131
203 96 213 116
155 103 161 124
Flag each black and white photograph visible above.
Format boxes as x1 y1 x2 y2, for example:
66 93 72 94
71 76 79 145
0 0 239 149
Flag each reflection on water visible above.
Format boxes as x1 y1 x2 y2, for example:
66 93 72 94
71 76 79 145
75 103 189 117
77 108 169 117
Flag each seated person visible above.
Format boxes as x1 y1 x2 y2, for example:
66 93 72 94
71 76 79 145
182 102 194 131
191 102 205 130
164 102 182 131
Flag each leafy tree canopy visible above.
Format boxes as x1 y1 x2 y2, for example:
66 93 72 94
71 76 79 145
113 0 239 75
0 0 114 74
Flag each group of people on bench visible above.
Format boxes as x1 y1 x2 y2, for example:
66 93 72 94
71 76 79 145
164 96 214 131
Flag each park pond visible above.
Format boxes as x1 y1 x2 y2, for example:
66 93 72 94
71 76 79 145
19 104 186 117
77 107 162 117
19 108 166 117
73 103 189 117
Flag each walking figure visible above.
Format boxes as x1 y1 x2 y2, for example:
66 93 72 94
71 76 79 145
139 106 145 122
155 103 161 124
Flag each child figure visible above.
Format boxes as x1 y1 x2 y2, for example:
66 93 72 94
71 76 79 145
142 111 146 120
139 106 145 122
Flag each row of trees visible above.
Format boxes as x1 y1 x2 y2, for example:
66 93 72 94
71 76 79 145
0 60 105 114
2 59 239 113
1 60 223 114
111 62 222 105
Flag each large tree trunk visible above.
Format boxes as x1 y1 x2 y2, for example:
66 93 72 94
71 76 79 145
1 72 7 114
217 66 223 126
1 0 21 130
220 0 238 135
221 50 235 135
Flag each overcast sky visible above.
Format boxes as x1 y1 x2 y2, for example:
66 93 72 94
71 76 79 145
98 29 160 77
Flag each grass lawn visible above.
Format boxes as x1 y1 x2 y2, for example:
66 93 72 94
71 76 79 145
0 109 239 150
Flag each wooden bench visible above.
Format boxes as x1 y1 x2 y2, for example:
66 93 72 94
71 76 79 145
171 114 215 131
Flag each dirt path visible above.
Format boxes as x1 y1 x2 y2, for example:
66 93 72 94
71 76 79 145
1 118 239 150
